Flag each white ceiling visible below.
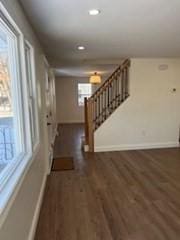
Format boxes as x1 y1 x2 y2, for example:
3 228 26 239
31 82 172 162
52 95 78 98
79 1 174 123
20 0 180 77
54 63 119 78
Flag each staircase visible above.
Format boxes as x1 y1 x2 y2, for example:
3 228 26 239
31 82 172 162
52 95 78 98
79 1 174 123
84 59 131 152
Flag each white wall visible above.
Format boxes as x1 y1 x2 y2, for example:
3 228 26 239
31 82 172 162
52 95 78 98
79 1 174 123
56 76 107 123
95 58 180 152
0 1 50 239
56 77 89 123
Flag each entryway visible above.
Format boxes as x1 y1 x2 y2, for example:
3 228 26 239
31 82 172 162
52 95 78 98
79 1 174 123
53 123 85 170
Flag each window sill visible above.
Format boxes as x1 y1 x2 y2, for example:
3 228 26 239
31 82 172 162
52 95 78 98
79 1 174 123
0 143 41 228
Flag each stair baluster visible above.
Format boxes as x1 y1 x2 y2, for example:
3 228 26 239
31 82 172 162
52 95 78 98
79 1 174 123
84 59 130 152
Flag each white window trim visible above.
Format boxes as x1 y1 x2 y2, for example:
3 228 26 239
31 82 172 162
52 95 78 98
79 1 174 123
0 3 41 226
78 83 92 106
24 39 40 151
0 144 40 227
0 2 31 190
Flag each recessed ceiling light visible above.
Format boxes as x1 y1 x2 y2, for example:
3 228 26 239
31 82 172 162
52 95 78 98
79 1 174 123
89 9 100 16
77 46 85 50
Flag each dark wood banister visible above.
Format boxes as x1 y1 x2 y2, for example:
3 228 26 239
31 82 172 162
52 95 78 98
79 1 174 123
89 59 130 100
84 59 131 152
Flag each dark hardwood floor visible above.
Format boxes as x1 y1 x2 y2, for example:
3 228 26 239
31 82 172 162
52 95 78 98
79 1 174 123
53 123 84 158
35 124 180 240
53 123 85 170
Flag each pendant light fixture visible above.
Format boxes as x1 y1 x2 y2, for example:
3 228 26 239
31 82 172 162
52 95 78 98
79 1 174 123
89 72 101 84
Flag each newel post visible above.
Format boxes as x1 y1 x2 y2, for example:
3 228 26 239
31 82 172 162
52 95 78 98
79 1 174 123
84 97 89 145
87 98 94 152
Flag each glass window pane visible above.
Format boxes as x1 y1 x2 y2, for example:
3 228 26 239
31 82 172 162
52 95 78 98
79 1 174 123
78 83 92 106
0 25 18 174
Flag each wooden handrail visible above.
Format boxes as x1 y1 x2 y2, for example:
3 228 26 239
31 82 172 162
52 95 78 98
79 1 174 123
84 59 130 152
90 59 130 100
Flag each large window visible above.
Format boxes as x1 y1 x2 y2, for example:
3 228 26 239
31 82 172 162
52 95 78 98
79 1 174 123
0 5 38 200
78 83 92 106
0 16 26 180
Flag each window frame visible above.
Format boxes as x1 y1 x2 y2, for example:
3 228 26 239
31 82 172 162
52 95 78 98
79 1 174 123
0 4 31 189
0 3 40 221
24 40 40 151
78 83 92 106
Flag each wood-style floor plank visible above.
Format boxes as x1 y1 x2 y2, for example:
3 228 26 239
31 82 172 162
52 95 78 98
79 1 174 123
35 124 180 240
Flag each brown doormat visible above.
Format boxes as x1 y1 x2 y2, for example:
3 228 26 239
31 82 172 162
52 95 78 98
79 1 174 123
52 157 74 171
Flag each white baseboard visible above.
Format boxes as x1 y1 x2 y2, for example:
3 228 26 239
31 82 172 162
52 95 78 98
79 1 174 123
48 153 53 175
95 142 179 152
28 174 47 240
